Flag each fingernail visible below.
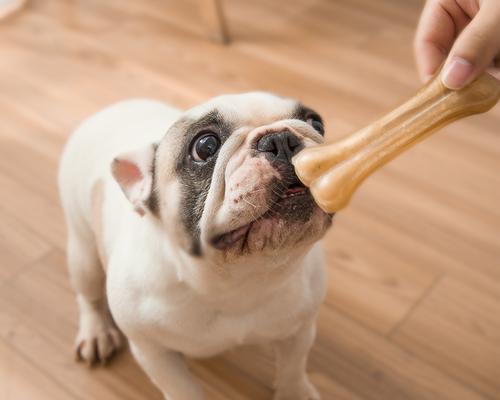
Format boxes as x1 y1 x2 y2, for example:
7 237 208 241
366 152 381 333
441 57 474 89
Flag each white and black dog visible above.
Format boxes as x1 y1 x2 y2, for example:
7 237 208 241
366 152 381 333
58 92 332 400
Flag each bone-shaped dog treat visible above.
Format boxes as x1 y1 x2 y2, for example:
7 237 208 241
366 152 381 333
293 72 500 212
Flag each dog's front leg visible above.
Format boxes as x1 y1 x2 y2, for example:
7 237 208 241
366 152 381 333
130 340 205 400
272 319 320 400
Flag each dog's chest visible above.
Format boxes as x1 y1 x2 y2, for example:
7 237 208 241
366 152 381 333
195 305 305 356
107 246 323 359
129 287 311 358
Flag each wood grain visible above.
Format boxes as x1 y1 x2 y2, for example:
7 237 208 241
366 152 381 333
0 0 499 399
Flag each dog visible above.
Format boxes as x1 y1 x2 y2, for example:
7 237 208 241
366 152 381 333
58 92 332 400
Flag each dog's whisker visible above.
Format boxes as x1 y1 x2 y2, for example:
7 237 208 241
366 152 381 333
242 197 257 209
246 188 267 197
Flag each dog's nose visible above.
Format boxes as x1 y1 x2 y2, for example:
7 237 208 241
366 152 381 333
256 131 302 163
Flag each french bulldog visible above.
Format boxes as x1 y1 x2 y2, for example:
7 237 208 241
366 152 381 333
58 92 332 400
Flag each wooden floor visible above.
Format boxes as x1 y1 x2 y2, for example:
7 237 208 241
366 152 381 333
1 0 499 399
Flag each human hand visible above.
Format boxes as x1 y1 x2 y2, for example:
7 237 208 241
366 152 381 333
414 0 500 89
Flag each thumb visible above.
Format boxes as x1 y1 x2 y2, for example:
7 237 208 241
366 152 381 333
441 3 500 90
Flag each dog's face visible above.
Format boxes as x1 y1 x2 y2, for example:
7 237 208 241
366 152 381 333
112 93 332 274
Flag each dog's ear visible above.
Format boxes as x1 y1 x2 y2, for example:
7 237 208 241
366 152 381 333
111 144 157 217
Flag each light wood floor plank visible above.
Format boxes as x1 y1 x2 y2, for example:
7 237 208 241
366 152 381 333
311 305 486 400
391 276 500 399
0 337 78 400
0 211 50 283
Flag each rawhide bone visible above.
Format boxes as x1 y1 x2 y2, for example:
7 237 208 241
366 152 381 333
293 72 500 213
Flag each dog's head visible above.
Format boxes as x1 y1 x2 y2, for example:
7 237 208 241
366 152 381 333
112 93 332 275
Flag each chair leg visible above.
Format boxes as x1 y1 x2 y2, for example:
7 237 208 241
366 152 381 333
199 0 230 44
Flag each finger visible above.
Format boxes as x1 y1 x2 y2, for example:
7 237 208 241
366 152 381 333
414 0 470 82
442 2 500 89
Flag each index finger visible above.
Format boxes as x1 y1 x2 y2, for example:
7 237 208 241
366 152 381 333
414 0 470 81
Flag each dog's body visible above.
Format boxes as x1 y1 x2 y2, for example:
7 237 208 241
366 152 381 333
59 94 331 400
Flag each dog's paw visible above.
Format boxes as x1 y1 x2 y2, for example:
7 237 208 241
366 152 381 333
273 378 321 400
75 312 123 366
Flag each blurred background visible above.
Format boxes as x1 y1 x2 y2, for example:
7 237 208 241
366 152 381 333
0 1 499 399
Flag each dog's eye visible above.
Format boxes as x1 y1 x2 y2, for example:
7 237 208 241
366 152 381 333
191 133 221 162
306 115 324 135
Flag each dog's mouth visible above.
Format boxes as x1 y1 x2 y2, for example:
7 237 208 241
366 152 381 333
210 178 312 251
281 179 308 198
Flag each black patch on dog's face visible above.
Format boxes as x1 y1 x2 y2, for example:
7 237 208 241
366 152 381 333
146 143 160 216
291 104 324 136
176 110 233 256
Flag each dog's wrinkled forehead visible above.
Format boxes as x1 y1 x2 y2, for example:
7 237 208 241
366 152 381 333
185 92 298 128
